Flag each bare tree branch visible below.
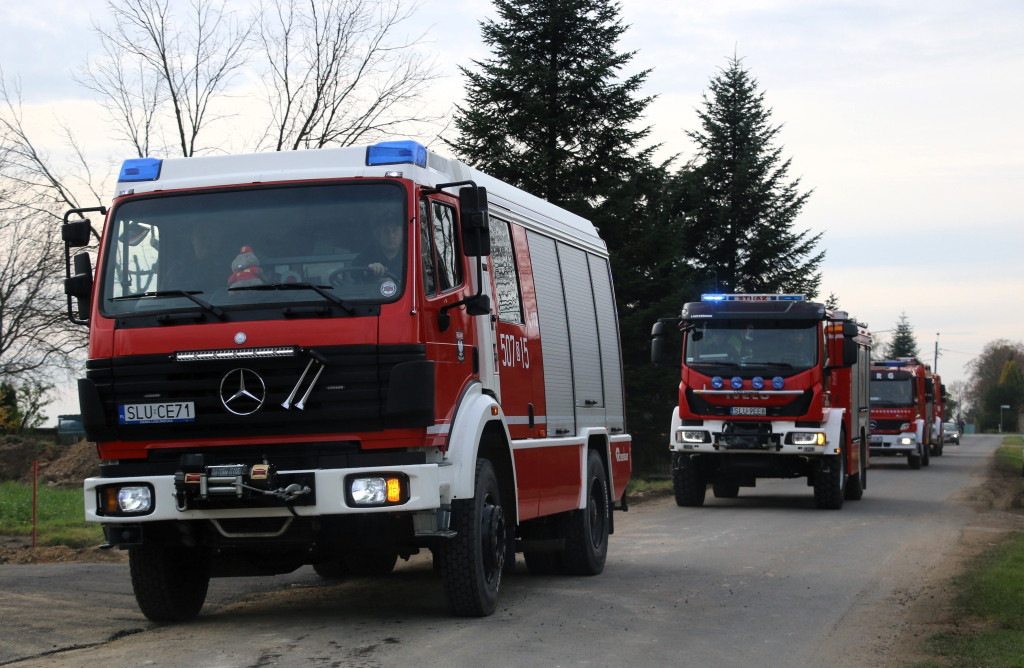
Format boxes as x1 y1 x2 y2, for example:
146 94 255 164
254 0 443 151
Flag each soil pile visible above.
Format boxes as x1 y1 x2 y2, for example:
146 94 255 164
0 436 100 486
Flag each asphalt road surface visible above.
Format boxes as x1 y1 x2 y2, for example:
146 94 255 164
0 434 1005 667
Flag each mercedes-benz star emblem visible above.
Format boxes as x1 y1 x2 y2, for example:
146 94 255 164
220 368 266 415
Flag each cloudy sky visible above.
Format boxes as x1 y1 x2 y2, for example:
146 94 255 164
2 0 1022 420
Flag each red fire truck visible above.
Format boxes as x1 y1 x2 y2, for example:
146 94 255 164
868 358 933 469
930 374 945 457
62 140 631 620
651 294 872 510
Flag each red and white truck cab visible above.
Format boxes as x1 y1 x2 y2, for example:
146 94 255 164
63 140 631 620
869 358 933 469
651 294 872 510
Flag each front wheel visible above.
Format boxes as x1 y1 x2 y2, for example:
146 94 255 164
814 447 845 510
441 459 505 617
129 544 211 622
562 450 610 575
672 455 706 507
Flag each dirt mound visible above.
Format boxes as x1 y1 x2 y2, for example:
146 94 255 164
0 436 100 486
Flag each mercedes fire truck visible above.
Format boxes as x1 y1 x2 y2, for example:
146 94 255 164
651 294 872 510
62 140 631 621
869 358 933 468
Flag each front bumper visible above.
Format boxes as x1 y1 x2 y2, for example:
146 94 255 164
869 433 919 456
85 463 452 523
669 418 840 457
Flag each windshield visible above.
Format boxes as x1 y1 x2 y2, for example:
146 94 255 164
101 182 407 317
870 378 915 407
684 320 819 372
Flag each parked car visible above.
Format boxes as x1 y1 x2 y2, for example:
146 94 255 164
943 421 960 446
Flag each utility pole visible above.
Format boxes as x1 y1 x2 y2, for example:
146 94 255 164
934 332 939 372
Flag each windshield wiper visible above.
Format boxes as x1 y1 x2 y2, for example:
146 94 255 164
111 290 223 318
690 361 739 368
230 282 355 314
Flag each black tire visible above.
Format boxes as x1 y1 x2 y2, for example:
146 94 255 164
813 443 845 510
672 456 706 507
908 446 922 470
562 450 610 576
129 544 211 622
712 481 740 499
313 559 350 579
441 458 506 617
922 439 931 466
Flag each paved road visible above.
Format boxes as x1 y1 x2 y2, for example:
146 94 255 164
0 434 1002 667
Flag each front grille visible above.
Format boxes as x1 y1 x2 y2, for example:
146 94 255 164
870 419 906 432
85 344 430 441
685 389 814 418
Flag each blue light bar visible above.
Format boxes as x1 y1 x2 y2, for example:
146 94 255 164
701 293 805 302
366 140 427 168
118 157 162 182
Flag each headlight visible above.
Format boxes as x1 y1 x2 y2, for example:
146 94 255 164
99 484 153 515
899 436 914 445
677 430 709 444
790 432 825 446
347 474 408 506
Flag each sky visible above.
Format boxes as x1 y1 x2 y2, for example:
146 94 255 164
2 0 1022 421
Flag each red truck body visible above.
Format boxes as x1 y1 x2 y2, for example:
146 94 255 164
62 140 631 620
651 294 872 509
868 358 934 468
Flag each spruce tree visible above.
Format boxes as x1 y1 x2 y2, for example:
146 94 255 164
449 0 654 218
682 55 823 295
452 0 689 473
884 312 921 359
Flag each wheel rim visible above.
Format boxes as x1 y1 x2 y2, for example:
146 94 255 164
481 498 505 580
587 478 607 548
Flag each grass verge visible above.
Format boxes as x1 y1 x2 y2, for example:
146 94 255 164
918 436 1024 667
0 481 103 548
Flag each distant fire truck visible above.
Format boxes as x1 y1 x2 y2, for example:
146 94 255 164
62 140 631 620
869 358 933 468
651 294 872 510
930 374 945 457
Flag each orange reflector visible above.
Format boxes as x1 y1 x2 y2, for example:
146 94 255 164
387 478 402 503
491 405 499 416
103 488 118 513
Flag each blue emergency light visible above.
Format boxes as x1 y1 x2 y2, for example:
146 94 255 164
118 157 163 182
366 140 427 168
701 294 805 302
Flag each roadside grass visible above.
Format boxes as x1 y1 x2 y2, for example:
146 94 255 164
626 476 672 499
0 481 102 548
919 436 1024 667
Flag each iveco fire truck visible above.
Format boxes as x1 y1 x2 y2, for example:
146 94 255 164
868 358 933 469
651 294 871 510
62 140 631 621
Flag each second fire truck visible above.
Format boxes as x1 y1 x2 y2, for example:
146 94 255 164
651 294 872 510
869 358 934 469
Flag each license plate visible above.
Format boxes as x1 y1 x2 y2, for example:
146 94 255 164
731 406 766 416
870 436 882 444
119 401 196 424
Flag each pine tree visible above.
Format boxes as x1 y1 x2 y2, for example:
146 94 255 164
884 312 921 359
448 0 654 218
681 55 823 295
451 0 687 473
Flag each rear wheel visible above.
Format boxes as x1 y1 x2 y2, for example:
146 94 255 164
129 544 211 622
562 450 610 575
441 459 505 617
844 434 866 501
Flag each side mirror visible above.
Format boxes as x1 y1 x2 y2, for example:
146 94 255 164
839 321 859 368
459 186 490 257
651 321 667 365
65 252 93 323
62 218 93 248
